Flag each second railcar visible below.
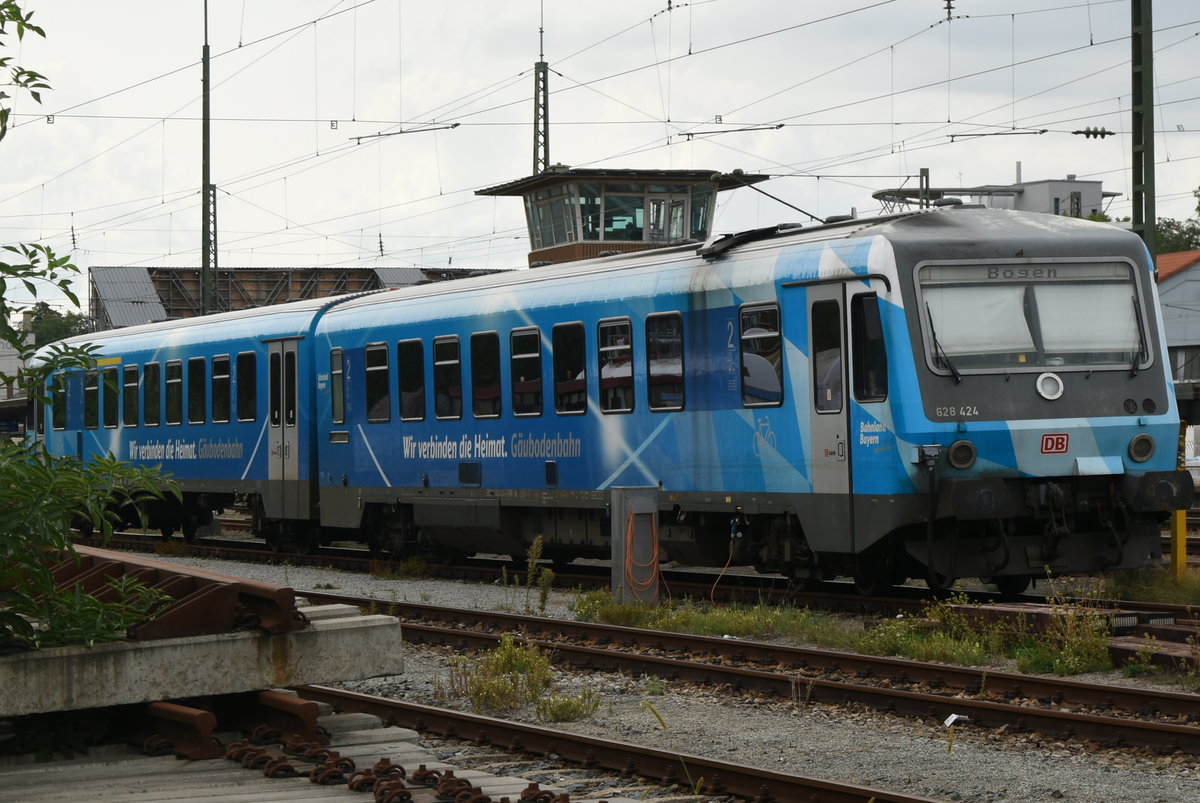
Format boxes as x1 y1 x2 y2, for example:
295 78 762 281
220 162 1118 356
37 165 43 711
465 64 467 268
309 206 1191 592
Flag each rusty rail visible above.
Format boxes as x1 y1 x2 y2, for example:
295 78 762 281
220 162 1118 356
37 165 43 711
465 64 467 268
50 545 306 639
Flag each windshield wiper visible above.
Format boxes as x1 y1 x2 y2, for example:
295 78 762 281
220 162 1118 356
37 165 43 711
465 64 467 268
1130 294 1146 377
925 302 962 384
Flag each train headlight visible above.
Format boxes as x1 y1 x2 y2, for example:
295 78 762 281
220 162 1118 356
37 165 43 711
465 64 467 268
1035 372 1064 401
948 439 977 469
1128 433 1155 463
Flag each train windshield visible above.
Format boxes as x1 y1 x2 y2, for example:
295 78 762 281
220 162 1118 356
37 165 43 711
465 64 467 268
918 260 1146 374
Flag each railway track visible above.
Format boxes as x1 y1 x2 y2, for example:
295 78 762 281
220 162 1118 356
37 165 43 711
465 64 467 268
297 686 941 803
300 591 1200 758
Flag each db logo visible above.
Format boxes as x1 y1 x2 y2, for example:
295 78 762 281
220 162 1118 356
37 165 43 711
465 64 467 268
1040 433 1069 454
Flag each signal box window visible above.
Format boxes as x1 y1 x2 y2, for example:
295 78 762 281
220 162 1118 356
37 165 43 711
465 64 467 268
330 349 345 425
511 329 542 416
851 294 888 402
740 305 783 406
83 370 99 429
144 362 161 426
236 352 256 421
471 332 501 418
434 337 462 420
212 356 231 423
101 367 119 429
647 313 684 411
188 357 206 424
365 344 391 423
51 374 67 431
123 365 139 426
812 300 843 413
598 318 633 413
553 323 586 414
165 361 183 425
398 339 426 421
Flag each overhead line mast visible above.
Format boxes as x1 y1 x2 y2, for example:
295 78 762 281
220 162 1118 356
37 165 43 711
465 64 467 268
200 0 218 314
533 4 550 174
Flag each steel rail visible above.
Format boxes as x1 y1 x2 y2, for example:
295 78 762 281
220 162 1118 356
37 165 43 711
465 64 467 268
302 592 1200 754
295 686 942 803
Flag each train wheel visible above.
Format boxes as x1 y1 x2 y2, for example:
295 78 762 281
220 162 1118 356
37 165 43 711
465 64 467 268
991 575 1031 599
159 525 176 541
852 572 888 596
181 513 200 544
925 569 956 598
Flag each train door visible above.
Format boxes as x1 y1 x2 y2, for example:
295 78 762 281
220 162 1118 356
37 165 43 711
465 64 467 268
806 283 853 539
266 339 304 520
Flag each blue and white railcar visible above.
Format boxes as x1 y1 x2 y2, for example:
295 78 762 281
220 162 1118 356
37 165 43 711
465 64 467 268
31 298 335 545
311 206 1191 592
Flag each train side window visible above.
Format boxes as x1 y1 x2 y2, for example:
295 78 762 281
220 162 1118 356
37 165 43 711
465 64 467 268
598 318 633 413
330 348 345 425
143 362 161 426
101 366 119 429
553 323 587 414
83 370 99 429
284 349 297 427
33 385 44 435
51 374 67 431
647 312 684 411
165 360 183 425
269 351 282 427
212 355 231 423
851 294 888 402
740 304 783 407
812 300 843 413
188 357 206 424
398 339 426 421
236 352 256 421
122 365 139 427
365 343 391 423
433 336 462 420
471 332 501 418
510 328 542 416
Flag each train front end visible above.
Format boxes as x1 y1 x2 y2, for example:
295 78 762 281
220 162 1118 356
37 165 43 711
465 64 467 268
875 210 1192 592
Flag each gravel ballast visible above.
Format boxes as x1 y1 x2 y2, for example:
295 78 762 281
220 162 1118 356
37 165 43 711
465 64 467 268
159 555 1200 802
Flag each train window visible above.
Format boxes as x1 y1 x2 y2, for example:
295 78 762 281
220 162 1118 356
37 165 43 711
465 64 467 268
919 261 1147 373
433 336 462 420
51 374 67 431
33 386 43 436
851 294 888 402
812 300 843 414
236 352 256 421
398 339 426 421
269 351 281 427
101 367 119 429
553 323 587 414
330 349 345 425
212 355 231 424
284 349 297 427
647 313 684 411
471 332 501 419
598 318 633 413
122 365 139 427
83 370 99 429
143 362 161 426
365 344 391 423
510 328 542 416
187 357 206 424
740 304 783 407
165 361 183 425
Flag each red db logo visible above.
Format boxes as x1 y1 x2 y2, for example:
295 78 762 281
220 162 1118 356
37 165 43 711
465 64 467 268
1040 433 1069 454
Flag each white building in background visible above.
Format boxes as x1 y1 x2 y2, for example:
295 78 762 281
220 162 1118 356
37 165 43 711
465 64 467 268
872 165 1120 218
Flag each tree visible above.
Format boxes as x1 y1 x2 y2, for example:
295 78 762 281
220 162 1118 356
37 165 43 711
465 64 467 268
1153 185 1200 255
26 301 90 345
1 1 175 650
